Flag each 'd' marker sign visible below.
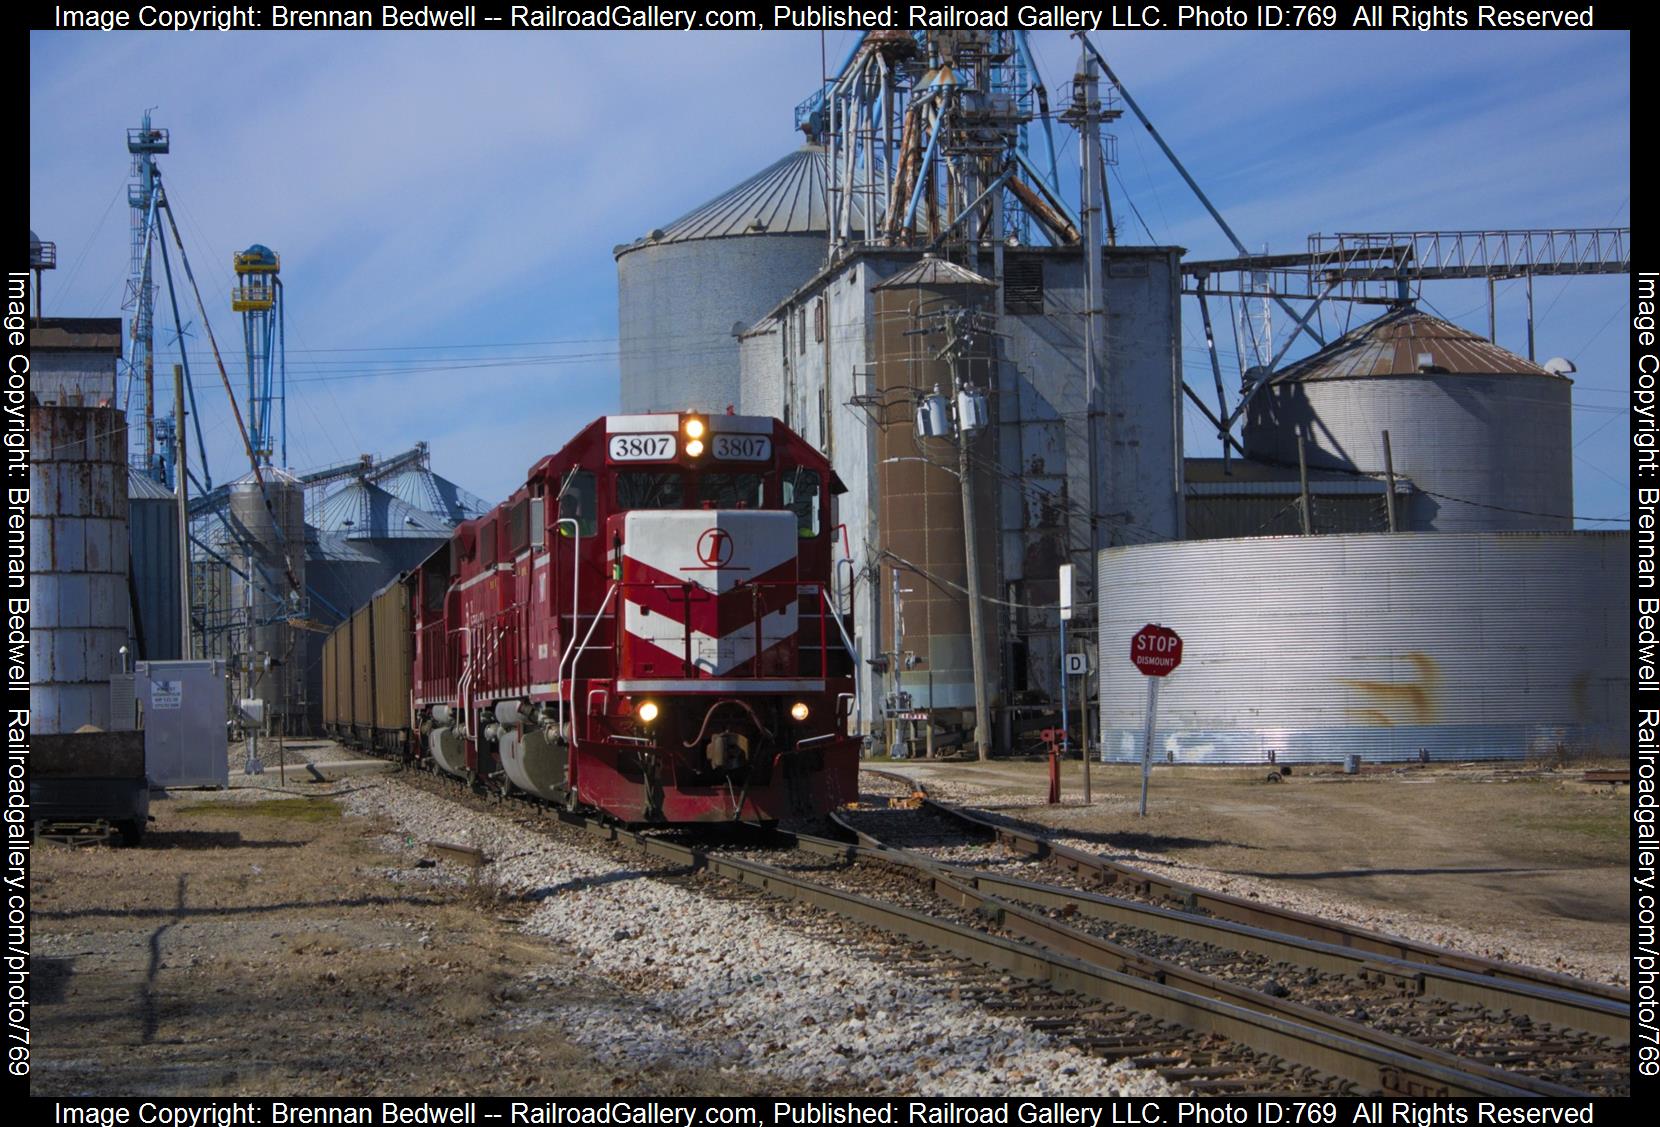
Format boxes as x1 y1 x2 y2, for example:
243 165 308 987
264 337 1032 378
1130 623 1183 677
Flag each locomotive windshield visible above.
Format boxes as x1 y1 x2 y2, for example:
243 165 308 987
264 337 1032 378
617 471 683 510
698 472 764 509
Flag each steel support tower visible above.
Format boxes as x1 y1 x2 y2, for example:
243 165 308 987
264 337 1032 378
123 110 169 478
231 245 285 466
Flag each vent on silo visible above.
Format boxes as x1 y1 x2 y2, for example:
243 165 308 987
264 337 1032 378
1004 256 1044 314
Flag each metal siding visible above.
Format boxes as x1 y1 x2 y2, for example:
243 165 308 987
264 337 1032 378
618 234 829 415
135 659 230 788
30 405 129 734
999 249 1183 703
128 494 182 660
1096 532 1628 764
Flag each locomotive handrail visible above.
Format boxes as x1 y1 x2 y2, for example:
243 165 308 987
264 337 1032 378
820 586 859 692
558 582 617 746
553 516 581 699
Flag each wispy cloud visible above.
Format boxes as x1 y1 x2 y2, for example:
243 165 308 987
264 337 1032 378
30 29 1630 520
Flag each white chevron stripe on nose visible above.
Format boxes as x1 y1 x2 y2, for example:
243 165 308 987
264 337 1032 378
624 600 798 677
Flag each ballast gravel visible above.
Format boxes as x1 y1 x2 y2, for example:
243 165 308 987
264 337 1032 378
889 773 1626 988
340 779 1180 1097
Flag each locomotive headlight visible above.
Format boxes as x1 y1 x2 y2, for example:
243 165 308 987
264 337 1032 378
685 439 705 458
637 701 660 724
789 701 810 723
683 417 706 439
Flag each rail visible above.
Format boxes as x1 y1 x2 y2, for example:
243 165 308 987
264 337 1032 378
926 797 1631 1008
562 812 1560 1097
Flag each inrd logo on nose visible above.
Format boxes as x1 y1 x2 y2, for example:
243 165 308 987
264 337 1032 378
696 527 735 568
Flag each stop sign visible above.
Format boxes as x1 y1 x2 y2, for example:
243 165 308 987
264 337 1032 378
1130 624 1183 677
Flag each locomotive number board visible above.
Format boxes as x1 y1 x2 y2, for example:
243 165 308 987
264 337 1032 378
710 434 771 461
608 434 677 461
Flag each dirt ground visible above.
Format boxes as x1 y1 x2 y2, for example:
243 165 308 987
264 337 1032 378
28 783 788 1097
29 747 1628 1096
879 756 1631 980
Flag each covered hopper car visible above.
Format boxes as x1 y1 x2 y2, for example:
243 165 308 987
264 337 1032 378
323 412 860 824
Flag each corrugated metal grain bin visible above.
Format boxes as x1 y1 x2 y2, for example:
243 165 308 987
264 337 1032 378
1244 307 1573 531
615 144 859 415
1097 532 1628 764
349 603 373 739
371 581 411 742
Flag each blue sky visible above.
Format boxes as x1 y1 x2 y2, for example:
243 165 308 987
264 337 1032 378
29 29 1630 526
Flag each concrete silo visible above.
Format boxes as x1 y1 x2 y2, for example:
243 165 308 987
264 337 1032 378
616 144 861 415
1243 306 1573 530
30 404 130 733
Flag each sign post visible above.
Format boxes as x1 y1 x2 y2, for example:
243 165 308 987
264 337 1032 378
1064 649 1091 804
1058 564 1073 769
1129 624 1183 817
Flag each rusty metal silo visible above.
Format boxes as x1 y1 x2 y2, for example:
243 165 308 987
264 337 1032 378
871 257 999 726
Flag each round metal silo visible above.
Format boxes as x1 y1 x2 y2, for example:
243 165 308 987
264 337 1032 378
616 144 861 415
228 467 306 728
872 257 998 715
1096 532 1628 765
30 404 130 733
1243 307 1573 530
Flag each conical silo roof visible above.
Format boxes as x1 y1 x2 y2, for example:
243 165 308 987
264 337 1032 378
874 255 997 290
615 144 867 254
312 479 457 539
1270 306 1559 383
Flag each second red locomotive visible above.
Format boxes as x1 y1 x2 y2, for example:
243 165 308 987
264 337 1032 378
352 411 860 823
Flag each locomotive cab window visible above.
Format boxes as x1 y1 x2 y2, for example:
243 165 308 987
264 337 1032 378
508 499 530 555
617 471 683 511
698 472 764 510
557 470 597 536
480 519 498 567
783 468 821 537
421 543 451 613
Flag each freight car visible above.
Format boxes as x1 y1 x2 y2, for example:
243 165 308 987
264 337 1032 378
321 579 411 758
323 412 861 824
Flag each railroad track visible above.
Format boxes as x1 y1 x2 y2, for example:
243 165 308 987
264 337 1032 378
871 772 1628 1007
378 761 1612 1097
843 770 1628 1095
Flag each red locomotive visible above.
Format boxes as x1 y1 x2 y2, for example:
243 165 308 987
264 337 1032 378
325 412 861 823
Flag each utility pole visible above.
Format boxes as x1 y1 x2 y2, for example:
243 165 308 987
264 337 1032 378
174 365 191 658
940 309 994 761
957 414 990 759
